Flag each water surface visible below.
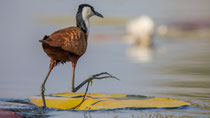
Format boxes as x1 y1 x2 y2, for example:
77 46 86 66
0 0 210 117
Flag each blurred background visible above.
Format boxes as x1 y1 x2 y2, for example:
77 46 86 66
0 0 210 117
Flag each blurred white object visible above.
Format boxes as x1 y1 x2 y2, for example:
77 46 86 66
126 15 155 46
127 45 153 63
157 25 168 35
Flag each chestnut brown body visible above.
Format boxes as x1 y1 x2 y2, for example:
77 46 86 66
40 27 87 64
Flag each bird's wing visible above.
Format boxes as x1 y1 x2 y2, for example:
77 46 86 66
43 27 87 56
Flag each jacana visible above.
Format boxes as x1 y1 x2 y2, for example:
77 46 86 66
39 4 106 108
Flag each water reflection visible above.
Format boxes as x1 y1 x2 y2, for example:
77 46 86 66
126 45 153 63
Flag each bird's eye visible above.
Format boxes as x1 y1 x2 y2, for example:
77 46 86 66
91 8 94 11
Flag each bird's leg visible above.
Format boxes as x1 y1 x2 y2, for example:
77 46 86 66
71 62 77 92
73 72 119 93
71 80 91 110
41 60 56 108
71 72 119 110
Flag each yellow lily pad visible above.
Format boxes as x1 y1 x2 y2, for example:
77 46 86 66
29 92 190 110
51 92 127 98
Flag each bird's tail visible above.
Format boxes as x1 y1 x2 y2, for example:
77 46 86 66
39 35 48 43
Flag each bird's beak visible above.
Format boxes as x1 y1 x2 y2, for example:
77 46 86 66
94 11 104 18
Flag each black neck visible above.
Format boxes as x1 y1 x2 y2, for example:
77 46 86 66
76 11 87 34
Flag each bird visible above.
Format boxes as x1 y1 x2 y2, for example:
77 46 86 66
126 15 155 47
39 4 104 108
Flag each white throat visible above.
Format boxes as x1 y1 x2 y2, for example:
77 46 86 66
82 16 90 35
82 7 94 35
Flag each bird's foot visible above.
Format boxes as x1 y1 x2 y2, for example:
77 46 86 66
84 72 120 87
41 106 46 109
73 72 119 92
89 72 120 82
72 72 119 110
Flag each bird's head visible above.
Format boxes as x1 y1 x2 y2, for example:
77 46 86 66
76 4 103 35
77 4 104 19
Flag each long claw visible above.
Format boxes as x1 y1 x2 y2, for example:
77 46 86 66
72 72 119 110
105 73 120 80
73 72 120 93
91 72 120 81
